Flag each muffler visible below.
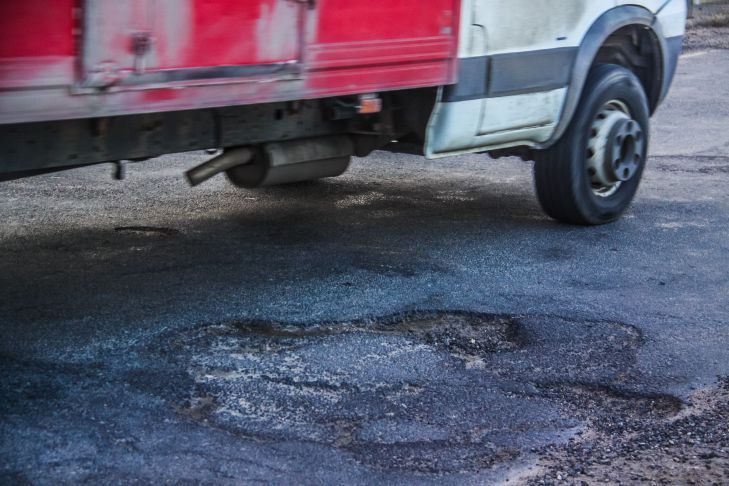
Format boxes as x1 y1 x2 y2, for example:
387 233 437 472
226 135 353 188
186 147 254 187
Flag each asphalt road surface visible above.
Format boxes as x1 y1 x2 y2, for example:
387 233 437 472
2 43 729 485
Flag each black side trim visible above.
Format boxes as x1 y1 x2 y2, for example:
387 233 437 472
442 47 577 103
488 47 577 97
442 56 489 102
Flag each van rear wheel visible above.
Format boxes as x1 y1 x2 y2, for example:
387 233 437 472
534 64 650 225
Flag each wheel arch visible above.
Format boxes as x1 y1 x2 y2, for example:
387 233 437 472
544 5 672 149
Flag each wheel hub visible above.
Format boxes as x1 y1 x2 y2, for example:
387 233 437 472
587 101 645 197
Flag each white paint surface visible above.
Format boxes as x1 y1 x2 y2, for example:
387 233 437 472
656 0 688 37
425 0 686 159
426 88 566 158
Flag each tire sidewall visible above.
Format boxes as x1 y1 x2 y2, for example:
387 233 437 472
565 65 650 224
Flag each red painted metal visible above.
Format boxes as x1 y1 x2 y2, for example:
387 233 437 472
0 0 76 90
0 0 76 58
0 0 460 124
314 0 455 44
160 1 301 68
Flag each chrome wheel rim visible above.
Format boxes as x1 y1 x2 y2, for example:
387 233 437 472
586 100 645 198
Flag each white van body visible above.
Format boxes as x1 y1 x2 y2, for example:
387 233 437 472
426 0 687 158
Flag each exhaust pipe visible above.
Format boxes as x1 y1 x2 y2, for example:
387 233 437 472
186 147 254 186
226 135 353 188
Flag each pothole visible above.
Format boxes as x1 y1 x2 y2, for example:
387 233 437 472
538 382 684 432
521 380 728 485
147 312 667 474
659 165 729 175
225 311 524 357
113 225 179 237
376 312 524 355
160 312 544 472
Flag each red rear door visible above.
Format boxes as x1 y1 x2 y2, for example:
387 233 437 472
1 0 459 124
80 0 305 89
305 0 458 92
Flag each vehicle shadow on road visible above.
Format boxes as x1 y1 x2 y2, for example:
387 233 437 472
0 177 619 331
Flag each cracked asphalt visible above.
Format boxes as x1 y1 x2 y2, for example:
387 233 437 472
2 29 729 486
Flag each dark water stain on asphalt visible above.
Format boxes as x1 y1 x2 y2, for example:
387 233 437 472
128 311 683 474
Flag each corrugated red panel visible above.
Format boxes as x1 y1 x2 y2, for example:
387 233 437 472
0 0 460 124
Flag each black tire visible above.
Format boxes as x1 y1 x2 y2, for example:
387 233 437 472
534 64 650 225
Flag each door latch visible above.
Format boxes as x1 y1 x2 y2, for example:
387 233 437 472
291 0 316 8
131 31 153 74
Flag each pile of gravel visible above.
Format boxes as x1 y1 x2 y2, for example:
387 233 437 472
685 1 729 50
521 378 729 484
